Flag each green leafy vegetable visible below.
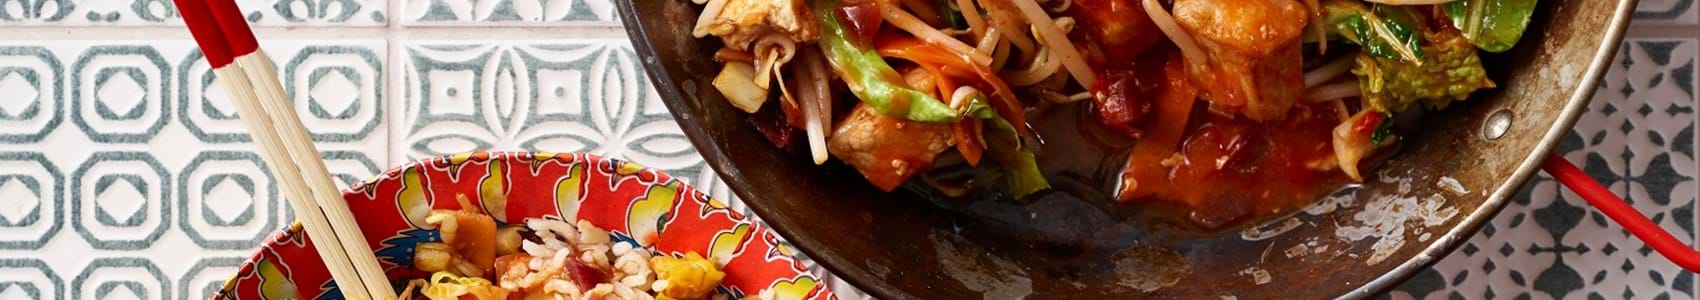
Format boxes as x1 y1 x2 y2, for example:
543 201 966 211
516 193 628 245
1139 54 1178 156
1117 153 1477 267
1446 0 1538 52
815 0 962 122
1322 0 1424 63
1354 29 1495 113
968 100 1049 198
1370 112 1394 145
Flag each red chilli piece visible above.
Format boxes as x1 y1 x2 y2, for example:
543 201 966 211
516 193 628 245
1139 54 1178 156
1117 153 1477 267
171 0 235 67
205 0 260 57
1352 112 1384 136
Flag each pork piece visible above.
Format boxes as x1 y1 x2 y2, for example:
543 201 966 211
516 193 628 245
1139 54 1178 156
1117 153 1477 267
1172 0 1308 121
828 104 956 191
704 0 821 51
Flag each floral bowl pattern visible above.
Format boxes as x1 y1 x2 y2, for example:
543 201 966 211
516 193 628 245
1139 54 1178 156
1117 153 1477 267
214 151 835 300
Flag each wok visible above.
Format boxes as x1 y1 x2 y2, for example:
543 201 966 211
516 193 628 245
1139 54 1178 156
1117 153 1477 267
616 0 1648 298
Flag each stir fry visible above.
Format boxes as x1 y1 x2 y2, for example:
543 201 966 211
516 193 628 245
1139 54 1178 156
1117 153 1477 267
691 0 1534 224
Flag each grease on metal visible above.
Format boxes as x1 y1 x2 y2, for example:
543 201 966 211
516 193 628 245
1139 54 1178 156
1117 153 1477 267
1115 245 1192 292
931 231 1034 299
1281 238 1332 259
1437 176 1469 195
1237 267 1272 285
1241 218 1303 241
1303 185 1362 216
1334 180 1462 265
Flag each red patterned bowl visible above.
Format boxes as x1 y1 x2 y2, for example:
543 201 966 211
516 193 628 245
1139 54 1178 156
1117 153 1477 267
215 151 836 300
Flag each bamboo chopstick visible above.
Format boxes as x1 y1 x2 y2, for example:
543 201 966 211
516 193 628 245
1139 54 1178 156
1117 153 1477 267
200 2 397 297
173 1 396 299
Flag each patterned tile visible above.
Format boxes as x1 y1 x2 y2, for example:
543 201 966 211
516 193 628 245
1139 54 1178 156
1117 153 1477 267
394 40 701 179
0 40 387 296
400 0 617 24
0 259 63 300
1638 0 1699 25
1391 39 1700 299
0 0 387 26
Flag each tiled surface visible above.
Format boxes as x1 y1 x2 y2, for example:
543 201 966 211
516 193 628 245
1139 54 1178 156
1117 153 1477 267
1386 1 1700 297
0 0 388 26
400 0 617 23
0 40 388 299
0 1 1693 300
1639 0 1699 25
1390 38 1700 299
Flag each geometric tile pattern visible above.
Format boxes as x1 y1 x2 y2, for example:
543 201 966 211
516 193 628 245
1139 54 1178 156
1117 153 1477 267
400 0 617 23
0 41 385 300
0 1 1690 300
0 0 389 26
1391 37 1700 300
1638 0 1699 25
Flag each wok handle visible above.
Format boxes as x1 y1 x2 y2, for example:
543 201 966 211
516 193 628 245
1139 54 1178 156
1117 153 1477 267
1542 152 1700 271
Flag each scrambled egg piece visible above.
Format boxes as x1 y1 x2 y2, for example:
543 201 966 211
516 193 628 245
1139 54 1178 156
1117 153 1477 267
650 252 726 300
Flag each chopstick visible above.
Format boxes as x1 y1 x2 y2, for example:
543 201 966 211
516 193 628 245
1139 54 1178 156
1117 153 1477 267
173 1 396 299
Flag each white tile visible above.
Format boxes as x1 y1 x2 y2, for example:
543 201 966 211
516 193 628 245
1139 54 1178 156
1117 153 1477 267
400 0 616 24
0 0 387 26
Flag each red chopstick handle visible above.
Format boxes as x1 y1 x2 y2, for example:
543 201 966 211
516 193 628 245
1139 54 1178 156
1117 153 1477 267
206 0 259 56
1543 152 1700 271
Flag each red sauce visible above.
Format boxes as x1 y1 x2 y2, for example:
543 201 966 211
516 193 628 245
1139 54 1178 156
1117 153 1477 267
1153 103 1348 227
1063 2 1349 228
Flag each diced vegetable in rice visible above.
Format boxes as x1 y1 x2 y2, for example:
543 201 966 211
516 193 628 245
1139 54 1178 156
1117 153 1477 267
403 207 732 300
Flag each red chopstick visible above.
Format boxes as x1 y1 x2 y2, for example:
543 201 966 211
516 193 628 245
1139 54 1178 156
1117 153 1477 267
173 1 395 298
1544 152 1700 271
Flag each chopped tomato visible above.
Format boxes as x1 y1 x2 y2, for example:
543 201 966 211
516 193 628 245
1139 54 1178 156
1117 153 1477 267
1353 111 1384 136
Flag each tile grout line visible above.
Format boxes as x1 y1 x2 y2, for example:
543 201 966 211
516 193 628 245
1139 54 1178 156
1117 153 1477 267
1623 24 1700 39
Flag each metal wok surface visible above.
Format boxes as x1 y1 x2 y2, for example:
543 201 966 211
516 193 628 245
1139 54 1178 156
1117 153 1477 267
616 0 1637 298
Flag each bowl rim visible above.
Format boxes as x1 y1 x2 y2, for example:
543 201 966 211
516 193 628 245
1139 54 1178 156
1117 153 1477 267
614 0 1641 298
217 151 836 299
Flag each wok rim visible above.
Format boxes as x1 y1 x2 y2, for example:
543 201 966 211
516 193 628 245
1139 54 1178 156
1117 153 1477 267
1339 0 1638 298
614 0 1641 297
